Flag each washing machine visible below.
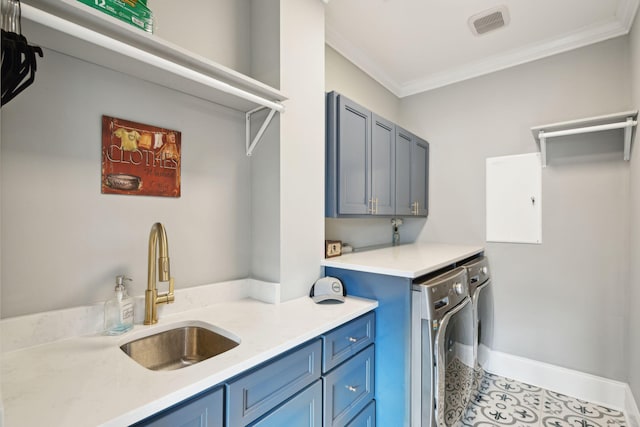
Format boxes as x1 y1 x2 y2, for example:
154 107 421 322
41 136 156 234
462 256 493 370
411 267 475 427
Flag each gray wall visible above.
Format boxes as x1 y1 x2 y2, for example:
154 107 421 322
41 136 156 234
1 50 251 317
402 37 632 380
1 0 327 316
149 0 251 76
628 11 640 402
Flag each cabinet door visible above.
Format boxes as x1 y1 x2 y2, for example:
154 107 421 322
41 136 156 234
394 128 413 216
322 312 375 373
227 340 322 426
371 114 395 215
250 381 322 427
337 95 371 215
411 138 429 217
345 400 376 427
133 386 223 427
324 345 375 427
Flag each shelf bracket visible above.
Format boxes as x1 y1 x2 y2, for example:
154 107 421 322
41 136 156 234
246 106 280 157
535 114 637 167
539 131 548 168
624 117 634 161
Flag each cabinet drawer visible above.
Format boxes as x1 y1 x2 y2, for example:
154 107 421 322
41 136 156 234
227 339 322 426
345 400 375 427
322 312 375 372
324 345 375 427
132 386 223 427
250 380 322 427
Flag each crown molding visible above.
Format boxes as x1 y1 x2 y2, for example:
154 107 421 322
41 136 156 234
399 18 629 96
617 0 640 30
326 0 640 98
325 24 404 97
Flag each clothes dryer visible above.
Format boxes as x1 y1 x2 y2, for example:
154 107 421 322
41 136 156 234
462 256 493 369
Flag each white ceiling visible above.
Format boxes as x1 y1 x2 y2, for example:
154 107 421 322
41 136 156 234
325 0 640 97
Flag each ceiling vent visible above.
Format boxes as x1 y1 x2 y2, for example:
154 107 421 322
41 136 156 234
468 6 510 36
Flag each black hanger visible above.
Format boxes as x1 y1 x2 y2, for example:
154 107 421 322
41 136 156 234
1 0 44 107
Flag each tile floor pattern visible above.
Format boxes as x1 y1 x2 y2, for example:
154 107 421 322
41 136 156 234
455 370 628 427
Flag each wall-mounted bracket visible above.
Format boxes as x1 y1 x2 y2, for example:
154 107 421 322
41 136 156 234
531 110 638 167
246 105 281 156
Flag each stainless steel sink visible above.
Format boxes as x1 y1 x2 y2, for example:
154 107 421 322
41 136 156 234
120 325 240 371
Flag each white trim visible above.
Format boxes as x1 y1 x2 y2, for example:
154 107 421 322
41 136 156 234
626 385 640 427
483 346 630 411
326 1 640 97
325 24 403 96
617 0 640 31
399 19 628 96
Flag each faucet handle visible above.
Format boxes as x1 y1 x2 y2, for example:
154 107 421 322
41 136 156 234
167 277 175 303
156 277 175 304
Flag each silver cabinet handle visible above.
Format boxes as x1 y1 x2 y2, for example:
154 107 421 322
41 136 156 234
368 198 374 214
369 197 379 214
348 336 358 343
345 385 358 392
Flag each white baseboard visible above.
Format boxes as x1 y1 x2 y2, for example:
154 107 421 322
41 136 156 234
483 346 635 418
626 385 640 427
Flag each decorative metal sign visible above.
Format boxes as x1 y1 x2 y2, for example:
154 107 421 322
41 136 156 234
101 115 181 197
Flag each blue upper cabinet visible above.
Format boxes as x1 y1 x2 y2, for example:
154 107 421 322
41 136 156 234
395 128 413 216
411 137 429 217
335 94 372 215
326 91 428 218
371 114 396 215
396 126 429 217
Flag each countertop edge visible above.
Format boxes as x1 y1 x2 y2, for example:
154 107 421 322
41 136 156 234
321 243 484 278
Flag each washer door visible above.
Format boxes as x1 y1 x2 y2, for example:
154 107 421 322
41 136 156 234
434 297 474 427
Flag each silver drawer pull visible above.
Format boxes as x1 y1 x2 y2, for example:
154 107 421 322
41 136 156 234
345 385 358 392
347 336 358 343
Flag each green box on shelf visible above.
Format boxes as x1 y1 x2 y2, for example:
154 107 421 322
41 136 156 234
76 0 154 33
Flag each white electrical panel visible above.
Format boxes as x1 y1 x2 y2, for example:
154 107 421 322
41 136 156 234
486 152 542 244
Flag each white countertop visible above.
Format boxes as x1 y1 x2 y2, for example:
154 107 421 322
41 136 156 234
1 296 377 427
321 243 484 278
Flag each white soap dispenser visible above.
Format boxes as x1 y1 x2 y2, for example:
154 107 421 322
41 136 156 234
104 275 134 335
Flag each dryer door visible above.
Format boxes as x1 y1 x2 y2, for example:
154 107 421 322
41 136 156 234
434 297 474 427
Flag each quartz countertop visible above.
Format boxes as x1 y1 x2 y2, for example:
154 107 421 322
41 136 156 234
1 296 377 427
321 243 484 278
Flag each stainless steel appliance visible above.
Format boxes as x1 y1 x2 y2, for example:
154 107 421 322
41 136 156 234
462 256 493 369
411 267 475 427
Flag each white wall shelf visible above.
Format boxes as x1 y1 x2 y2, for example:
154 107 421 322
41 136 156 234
531 110 638 167
20 0 286 155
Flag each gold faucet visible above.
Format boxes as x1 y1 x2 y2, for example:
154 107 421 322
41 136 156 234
144 222 175 325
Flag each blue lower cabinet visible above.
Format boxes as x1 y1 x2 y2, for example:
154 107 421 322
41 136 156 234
131 386 223 427
345 400 375 427
324 345 375 427
250 380 323 427
322 312 375 372
227 339 322 426
130 313 376 427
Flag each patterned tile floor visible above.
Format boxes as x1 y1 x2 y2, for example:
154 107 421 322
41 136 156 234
456 370 628 427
